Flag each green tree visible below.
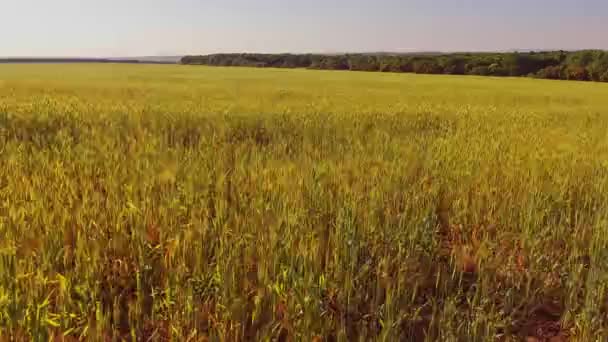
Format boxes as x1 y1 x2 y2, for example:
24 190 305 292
412 59 443 74
441 57 467 75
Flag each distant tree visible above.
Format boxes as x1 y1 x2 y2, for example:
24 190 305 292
397 58 414 72
412 59 443 74
469 66 490 76
378 56 404 72
441 57 467 75
536 66 563 80
320 56 349 70
180 51 608 83
487 63 508 76
501 53 556 76
565 66 590 81
567 50 595 67
308 55 323 69
558 50 567 63
588 52 608 81
348 55 380 71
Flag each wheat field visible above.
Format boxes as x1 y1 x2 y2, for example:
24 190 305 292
2 64 608 341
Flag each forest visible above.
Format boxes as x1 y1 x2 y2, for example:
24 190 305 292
181 50 608 82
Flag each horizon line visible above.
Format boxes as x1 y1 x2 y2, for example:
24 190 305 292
2 48 606 59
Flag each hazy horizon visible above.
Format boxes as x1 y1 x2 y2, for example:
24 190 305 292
0 49 604 59
2 0 607 57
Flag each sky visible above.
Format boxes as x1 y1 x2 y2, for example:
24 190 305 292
1 0 607 57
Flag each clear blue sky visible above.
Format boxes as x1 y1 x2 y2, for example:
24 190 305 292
1 0 607 57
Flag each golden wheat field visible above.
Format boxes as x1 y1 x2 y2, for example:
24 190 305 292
2 64 608 341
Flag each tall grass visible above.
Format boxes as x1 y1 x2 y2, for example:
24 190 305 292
1 64 608 341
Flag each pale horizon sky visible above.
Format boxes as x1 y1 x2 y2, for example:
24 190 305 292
1 0 607 57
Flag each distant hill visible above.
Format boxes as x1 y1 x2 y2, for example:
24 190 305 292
0 58 137 64
0 56 182 64
110 56 183 64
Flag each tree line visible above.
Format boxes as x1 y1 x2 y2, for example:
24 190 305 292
181 50 608 82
